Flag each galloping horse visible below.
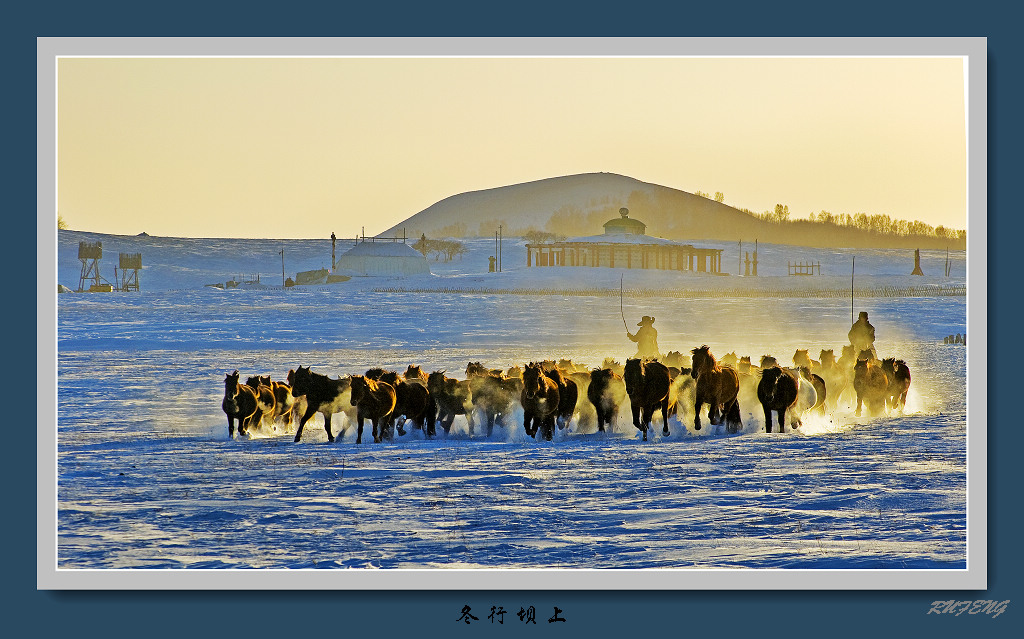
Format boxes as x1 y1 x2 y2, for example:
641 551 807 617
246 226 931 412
290 366 353 443
427 371 474 436
222 370 258 438
797 367 827 415
521 362 560 441
587 367 627 433
756 366 800 433
691 345 742 433
817 349 847 411
543 366 579 431
623 358 672 441
853 358 889 417
245 375 278 431
466 363 520 437
349 375 397 443
881 358 912 414
367 369 432 438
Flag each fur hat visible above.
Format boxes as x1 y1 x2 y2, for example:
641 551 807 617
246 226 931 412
638 316 655 326
859 311 869 319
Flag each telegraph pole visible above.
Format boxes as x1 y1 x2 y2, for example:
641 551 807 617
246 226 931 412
280 249 285 287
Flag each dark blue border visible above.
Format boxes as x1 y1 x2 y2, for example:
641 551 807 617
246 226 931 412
14 1 1021 635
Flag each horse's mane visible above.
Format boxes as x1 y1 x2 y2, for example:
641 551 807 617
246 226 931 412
692 345 721 372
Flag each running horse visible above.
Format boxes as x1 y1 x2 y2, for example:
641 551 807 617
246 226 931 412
521 362 560 441
222 370 258 438
622 358 672 441
348 375 398 443
690 345 742 433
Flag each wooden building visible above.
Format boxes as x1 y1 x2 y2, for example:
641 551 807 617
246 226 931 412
525 208 724 274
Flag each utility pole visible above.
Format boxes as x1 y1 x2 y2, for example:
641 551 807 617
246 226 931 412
499 224 503 272
280 249 285 287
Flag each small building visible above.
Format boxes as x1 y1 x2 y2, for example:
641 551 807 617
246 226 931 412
525 208 724 273
334 235 431 277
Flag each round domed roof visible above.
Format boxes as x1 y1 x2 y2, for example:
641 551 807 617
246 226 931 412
602 208 646 235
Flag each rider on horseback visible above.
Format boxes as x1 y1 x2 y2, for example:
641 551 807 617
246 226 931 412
627 315 661 360
848 311 877 359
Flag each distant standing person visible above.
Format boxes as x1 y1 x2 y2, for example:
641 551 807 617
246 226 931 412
848 311 876 357
627 316 661 360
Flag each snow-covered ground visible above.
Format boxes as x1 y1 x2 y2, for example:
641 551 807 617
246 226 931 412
53 230 969 575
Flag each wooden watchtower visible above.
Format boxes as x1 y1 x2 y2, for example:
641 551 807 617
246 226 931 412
77 241 103 292
117 253 142 291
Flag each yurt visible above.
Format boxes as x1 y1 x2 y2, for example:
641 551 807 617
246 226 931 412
333 239 431 277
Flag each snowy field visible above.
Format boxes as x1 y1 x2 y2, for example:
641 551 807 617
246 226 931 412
53 230 969 574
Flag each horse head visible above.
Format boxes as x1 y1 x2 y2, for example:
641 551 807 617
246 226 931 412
721 351 738 368
793 349 811 368
349 375 368 403
623 358 644 394
225 370 241 394
690 345 718 378
738 356 752 374
819 349 836 366
760 355 778 369
522 363 545 399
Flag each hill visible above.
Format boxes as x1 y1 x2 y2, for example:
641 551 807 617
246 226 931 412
381 172 965 250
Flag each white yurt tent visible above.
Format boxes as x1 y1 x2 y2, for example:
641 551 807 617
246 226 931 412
333 240 431 277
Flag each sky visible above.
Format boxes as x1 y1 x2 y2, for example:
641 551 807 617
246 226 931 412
56 55 968 239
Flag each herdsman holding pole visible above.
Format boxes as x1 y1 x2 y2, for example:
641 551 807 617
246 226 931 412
620 273 662 360
626 316 662 360
848 311 877 359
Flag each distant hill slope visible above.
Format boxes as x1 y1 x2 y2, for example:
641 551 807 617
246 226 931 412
381 172 965 250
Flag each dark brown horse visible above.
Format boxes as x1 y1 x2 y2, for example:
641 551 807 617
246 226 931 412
368 369 432 438
797 367 828 415
290 366 354 443
623 358 672 440
691 345 742 433
521 362 560 441
466 363 521 437
587 367 626 432
222 370 258 438
243 372 280 432
757 366 799 433
427 371 474 436
349 375 397 443
853 358 889 417
543 366 579 431
245 375 278 431
881 358 912 414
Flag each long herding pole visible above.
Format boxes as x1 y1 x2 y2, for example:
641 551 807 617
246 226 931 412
851 256 855 325
620 273 629 331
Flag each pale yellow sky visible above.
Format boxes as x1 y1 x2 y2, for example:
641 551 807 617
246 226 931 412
57 56 967 238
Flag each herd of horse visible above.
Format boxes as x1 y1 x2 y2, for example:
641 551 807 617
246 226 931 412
221 344 912 443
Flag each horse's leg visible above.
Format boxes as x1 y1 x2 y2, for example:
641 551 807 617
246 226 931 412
855 394 863 417
693 397 703 431
729 400 743 432
324 413 335 443
486 411 495 437
294 404 318 443
356 413 365 444
631 403 642 433
227 413 235 439
662 397 670 436
763 405 773 433
778 407 786 433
